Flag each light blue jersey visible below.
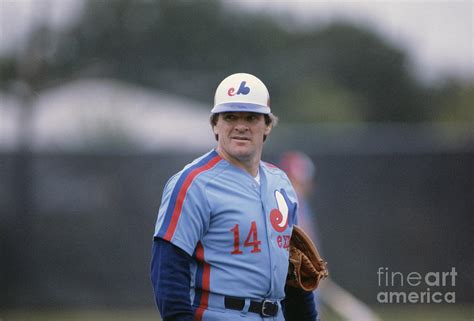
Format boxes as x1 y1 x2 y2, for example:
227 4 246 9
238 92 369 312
154 150 299 320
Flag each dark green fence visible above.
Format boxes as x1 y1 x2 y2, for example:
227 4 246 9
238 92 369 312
1 151 472 308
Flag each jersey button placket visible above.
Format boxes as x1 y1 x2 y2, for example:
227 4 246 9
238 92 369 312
259 171 277 298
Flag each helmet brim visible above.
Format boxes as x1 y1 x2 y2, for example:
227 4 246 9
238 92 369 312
211 102 271 114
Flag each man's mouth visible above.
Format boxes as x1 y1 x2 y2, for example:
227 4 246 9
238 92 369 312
231 136 250 141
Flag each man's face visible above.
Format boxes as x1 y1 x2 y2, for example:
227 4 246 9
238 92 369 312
213 112 272 163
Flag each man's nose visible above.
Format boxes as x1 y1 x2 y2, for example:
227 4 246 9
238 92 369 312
234 121 249 132
233 117 249 129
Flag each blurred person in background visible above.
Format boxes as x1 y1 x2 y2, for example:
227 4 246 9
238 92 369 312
279 151 319 244
279 151 323 306
279 151 381 321
151 73 319 321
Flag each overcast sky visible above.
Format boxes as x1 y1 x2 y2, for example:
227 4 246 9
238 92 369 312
1 0 472 83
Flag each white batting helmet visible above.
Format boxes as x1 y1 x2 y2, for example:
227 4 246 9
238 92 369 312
212 73 271 114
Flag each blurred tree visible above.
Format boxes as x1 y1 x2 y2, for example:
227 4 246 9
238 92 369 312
0 56 16 88
432 81 474 123
1 0 471 123
302 23 427 122
266 23 426 122
48 0 287 101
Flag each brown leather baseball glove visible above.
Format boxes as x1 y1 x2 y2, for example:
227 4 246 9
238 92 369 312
286 225 328 292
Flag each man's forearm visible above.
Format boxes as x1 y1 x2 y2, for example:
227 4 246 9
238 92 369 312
151 238 194 321
283 284 319 321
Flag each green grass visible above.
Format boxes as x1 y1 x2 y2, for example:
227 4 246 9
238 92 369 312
319 304 474 321
374 305 473 321
0 310 159 321
1 305 473 321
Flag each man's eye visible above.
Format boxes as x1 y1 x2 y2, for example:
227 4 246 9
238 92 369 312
224 114 236 121
247 115 258 121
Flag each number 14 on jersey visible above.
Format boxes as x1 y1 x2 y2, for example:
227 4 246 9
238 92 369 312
230 221 261 254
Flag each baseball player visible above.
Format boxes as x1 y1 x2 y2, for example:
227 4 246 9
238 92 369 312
151 73 319 321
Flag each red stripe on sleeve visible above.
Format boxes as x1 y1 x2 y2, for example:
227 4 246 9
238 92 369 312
195 242 210 321
163 155 221 241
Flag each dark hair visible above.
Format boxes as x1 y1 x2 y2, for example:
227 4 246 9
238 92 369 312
209 112 278 141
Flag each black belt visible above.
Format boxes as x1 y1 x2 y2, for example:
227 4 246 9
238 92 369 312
224 296 279 317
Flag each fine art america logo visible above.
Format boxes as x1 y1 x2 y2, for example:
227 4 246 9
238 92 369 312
376 267 457 304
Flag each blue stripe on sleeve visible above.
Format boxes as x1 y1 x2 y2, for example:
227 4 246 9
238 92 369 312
157 150 218 239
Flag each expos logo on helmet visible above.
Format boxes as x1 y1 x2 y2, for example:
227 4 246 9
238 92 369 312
211 73 271 115
227 81 251 96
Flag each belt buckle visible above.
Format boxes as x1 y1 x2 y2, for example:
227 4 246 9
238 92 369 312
261 299 277 317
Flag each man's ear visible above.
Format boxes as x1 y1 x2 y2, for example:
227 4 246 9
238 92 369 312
264 124 272 136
